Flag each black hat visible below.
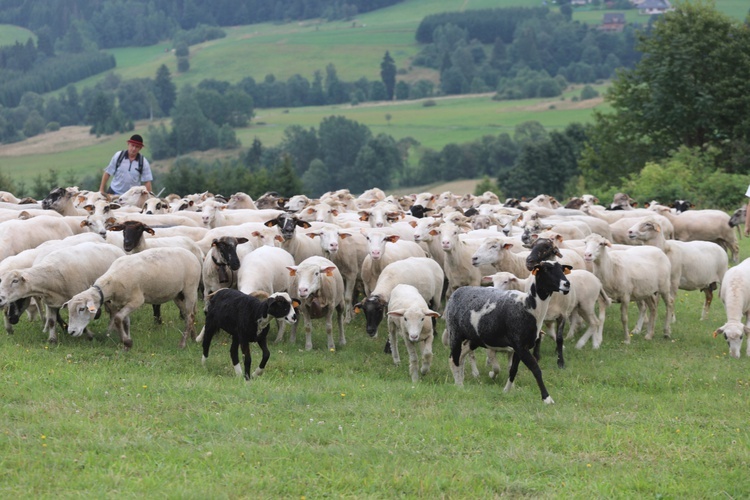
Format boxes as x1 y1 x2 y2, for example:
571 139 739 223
127 134 144 148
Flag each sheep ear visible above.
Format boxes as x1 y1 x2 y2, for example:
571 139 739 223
480 276 494 285
211 239 219 247
385 235 400 243
86 299 98 313
387 309 405 318
426 310 440 318
712 328 722 338
292 299 301 308
286 266 297 277
322 266 336 276
237 237 249 245
338 232 352 239
146 227 156 235
562 265 572 275
79 220 88 228
353 303 362 314
306 232 319 239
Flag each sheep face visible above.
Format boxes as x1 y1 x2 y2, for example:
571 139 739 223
388 306 438 342
714 322 749 359
0 270 32 308
525 238 563 271
64 289 101 337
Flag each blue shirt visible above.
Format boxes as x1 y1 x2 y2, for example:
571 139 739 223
104 151 153 195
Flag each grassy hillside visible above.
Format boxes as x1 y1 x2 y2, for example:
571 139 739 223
0 85 608 188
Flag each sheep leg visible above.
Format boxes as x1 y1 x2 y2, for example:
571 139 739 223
504 351 521 393
388 323 401 366
289 320 298 345
342 276 354 324
700 284 717 321
240 340 253 380
44 305 59 344
420 335 433 378
631 300 646 335
252 327 271 378
229 336 242 377
404 338 420 382
336 303 346 347
449 341 473 386
302 310 313 351
274 318 286 343
325 309 335 351
152 304 162 325
113 309 133 350
643 295 659 340
466 351 480 378
661 292 673 338
487 350 501 379
620 301 631 344
555 318 566 369
516 348 554 404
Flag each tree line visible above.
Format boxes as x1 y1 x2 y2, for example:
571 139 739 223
414 7 642 97
0 0 404 49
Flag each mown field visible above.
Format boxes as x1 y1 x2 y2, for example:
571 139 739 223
1 234 749 497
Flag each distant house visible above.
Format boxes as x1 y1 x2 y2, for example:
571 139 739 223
598 13 626 32
637 0 673 15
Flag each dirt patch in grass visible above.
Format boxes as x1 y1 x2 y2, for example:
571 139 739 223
0 126 110 157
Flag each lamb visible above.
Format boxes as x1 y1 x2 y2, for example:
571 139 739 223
354 257 444 339
714 258 750 358
627 217 727 321
64 247 202 350
199 290 299 379
386 284 440 382
583 233 674 342
0 242 126 343
286 256 346 351
442 261 571 404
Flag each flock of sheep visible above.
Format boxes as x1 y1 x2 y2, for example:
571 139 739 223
0 185 746 403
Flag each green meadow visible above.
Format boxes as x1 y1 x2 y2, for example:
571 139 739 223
0 236 749 497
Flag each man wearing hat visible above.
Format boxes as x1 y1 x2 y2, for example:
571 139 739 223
99 134 154 195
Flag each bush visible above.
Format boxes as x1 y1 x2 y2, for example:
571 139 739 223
46 121 60 132
580 84 599 100
422 99 437 107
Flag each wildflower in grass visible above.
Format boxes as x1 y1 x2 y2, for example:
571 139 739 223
340 393 345 397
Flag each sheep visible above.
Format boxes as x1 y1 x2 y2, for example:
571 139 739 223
140 197 170 215
201 236 250 303
107 220 204 264
582 233 674 342
264 213 323 264
523 237 586 271
386 284 440 382
306 225 368 323
729 206 745 240
354 257 444 339
238 246 297 343
471 237 532 278
195 222 280 256
0 242 126 343
648 204 739 263
226 192 259 210
200 200 283 228
115 185 153 208
442 261 572 404
714 258 750 358
199 290 299 379
41 187 88 216
0 216 76 261
627 217 727 321
484 268 610 353
359 228 426 296
286 256 346 351
434 221 497 298
64 247 202 350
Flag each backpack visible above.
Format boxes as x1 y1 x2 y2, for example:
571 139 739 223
114 150 144 179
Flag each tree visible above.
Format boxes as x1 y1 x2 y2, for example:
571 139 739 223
582 2 750 188
170 86 219 154
380 51 396 101
154 64 177 116
317 115 372 187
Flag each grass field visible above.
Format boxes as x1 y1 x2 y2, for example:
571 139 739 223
1 232 749 497
0 85 609 188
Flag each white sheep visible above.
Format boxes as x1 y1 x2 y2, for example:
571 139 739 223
287 256 346 351
583 233 674 343
714 258 750 358
359 228 426 296
627 217 727 321
0 242 125 343
387 284 440 382
64 247 202 350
